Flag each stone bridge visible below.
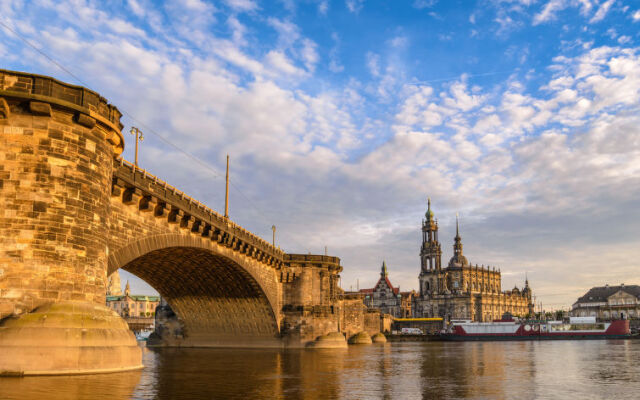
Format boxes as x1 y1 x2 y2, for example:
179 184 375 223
0 70 380 375
109 158 288 347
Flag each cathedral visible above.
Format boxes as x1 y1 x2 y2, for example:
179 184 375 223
413 199 534 322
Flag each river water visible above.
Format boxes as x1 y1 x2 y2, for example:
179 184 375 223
1 340 639 399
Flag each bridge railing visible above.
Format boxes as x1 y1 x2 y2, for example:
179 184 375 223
113 157 285 265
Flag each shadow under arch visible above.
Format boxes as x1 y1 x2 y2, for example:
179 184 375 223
107 234 282 347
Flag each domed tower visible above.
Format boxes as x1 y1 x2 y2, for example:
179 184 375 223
419 198 443 296
448 215 469 268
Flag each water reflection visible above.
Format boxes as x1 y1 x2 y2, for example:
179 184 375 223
1 340 639 399
0 369 141 400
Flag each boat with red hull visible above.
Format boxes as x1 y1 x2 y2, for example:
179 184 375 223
441 316 630 341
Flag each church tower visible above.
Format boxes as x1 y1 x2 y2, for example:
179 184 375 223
419 198 443 296
448 214 469 268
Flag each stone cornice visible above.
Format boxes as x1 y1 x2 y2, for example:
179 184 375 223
0 69 124 155
112 157 285 269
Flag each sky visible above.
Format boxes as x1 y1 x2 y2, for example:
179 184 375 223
2 0 640 310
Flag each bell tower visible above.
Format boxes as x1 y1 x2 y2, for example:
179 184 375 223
419 198 442 296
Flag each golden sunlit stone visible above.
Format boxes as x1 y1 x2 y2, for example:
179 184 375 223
0 301 142 375
348 332 372 344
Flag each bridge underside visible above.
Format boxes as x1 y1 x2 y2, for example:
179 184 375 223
121 247 281 347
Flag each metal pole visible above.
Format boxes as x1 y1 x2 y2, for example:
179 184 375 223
135 132 139 166
224 154 229 218
271 225 276 247
130 127 143 167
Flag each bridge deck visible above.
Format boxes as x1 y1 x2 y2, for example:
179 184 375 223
112 157 284 268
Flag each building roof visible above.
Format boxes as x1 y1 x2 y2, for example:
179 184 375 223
360 276 400 295
576 285 640 303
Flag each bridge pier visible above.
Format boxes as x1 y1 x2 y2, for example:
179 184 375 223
0 70 141 375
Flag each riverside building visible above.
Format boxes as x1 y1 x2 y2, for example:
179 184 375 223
106 280 160 318
571 284 640 320
359 261 415 318
412 200 534 322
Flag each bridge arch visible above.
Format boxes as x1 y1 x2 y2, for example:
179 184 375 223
107 234 282 347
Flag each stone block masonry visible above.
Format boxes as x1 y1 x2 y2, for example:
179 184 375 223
0 69 136 375
0 69 124 319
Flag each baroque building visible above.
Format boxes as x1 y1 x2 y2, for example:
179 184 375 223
106 281 160 318
571 284 640 320
360 262 415 318
413 200 533 321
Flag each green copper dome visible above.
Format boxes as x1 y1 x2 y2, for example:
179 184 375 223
425 198 434 219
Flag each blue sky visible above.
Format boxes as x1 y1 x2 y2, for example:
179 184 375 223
2 0 640 309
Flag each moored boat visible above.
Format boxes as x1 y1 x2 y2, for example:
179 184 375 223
441 316 630 341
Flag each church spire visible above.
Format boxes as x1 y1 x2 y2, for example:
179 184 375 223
453 213 463 257
448 212 469 267
125 280 130 297
381 260 388 277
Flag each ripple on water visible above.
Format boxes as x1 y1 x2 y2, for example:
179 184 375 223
1 340 639 399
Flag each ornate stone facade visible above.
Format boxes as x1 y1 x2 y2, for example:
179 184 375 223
360 262 402 317
413 200 533 321
106 281 160 318
571 284 640 320
359 262 416 318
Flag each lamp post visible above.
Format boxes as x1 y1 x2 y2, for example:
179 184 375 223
271 225 276 247
129 127 143 167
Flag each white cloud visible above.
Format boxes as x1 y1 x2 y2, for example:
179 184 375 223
301 39 319 72
265 50 307 77
224 0 258 12
267 18 300 48
126 0 145 17
227 16 247 46
633 10 640 21
589 0 615 23
533 0 566 25
366 52 380 77
346 0 364 13
328 32 344 73
318 0 329 15
413 0 438 9
388 35 409 48
618 35 631 45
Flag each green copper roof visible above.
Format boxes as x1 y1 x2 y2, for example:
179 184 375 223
106 295 160 302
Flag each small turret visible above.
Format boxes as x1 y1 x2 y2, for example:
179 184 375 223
125 280 131 297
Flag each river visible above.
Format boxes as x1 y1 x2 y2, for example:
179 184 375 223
1 340 639 399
